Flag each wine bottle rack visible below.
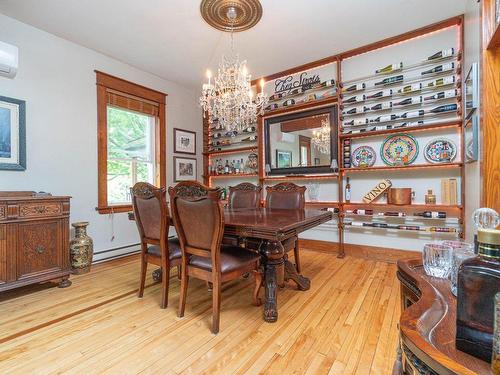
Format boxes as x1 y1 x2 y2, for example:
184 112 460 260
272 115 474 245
342 52 460 86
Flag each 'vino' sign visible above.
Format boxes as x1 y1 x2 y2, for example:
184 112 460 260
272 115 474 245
362 179 392 203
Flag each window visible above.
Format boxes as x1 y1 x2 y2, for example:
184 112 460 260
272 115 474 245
96 71 166 214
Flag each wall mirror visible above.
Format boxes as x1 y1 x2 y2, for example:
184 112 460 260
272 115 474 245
264 106 338 175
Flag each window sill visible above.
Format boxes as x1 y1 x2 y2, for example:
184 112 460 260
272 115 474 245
96 205 133 214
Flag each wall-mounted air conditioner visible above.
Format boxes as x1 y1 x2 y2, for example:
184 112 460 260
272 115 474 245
0 41 19 79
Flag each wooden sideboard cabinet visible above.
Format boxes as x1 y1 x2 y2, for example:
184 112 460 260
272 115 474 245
0 191 72 292
395 259 491 375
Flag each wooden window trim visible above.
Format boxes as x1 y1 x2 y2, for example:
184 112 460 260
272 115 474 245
95 71 167 214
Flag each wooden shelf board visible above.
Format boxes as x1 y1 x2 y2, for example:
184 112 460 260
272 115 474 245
263 95 338 118
339 121 461 140
305 201 340 208
204 146 257 157
264 173 339 181
205 173 258 179
343 202 462 210
341 162 462 173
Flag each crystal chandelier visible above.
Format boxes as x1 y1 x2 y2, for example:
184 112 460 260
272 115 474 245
199 7 268 132
312 119 331 154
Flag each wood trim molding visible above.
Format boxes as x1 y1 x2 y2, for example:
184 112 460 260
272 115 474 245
480 0 500 212
299 238 420 264
95 71 167 214
95 71 167 103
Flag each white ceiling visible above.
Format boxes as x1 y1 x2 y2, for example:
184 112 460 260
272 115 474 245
0 0 467 90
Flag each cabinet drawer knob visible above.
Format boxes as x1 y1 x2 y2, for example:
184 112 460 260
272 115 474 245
35 245 45 254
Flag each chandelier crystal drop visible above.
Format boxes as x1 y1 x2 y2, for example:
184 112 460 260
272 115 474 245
199 7 268 132
311 119 331 154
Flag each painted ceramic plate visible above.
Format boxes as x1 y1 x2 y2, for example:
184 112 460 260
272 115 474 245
380 134 419 166
351 145 376 168
424 138 457 163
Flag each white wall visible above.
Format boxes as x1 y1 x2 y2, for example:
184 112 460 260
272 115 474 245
0 13 202 261
463 0 481 242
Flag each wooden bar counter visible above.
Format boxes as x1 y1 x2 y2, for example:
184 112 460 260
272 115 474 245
396 259 492 375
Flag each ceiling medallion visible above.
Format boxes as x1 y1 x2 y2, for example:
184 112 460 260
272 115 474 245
200 0 263 32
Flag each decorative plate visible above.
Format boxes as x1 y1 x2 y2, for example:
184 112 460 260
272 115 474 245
351 146 376 168
424 138 457 163
380 134 419 166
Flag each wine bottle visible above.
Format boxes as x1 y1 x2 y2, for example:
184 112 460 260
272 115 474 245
398 83 422 94
374 75 403 86
364 89 392 100
376 211 406 217
426 75 456 87
401 110 425 119
265 103 278 111
370 114 398 123
362 106 371 112
427 227 456 232
269 92 285 101
371 223 389 228
393 96 423 106
224 160 230 174
348 209 374 215
343 107 363 115
426 48 455 61
244 126 256 133
398 225 421 231
343 119 368 127
400 120 424 127
344 83 365 92
414 211 446 218
344 95 363 104
423 89 458 101
345 177 351 202
283 99 295 107
375 62 403 74
421 62 455 76
321 79 336 88
370 102 392 111
428 103 458 114
241 136 257 142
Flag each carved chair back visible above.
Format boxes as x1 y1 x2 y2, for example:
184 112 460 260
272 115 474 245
228 182 262 209
265 182 306 210
169 181 224 272
131 182 168 246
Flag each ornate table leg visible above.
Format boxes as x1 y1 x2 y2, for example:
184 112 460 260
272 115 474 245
284 258 310 291
152 268 162 282
261 240 285 323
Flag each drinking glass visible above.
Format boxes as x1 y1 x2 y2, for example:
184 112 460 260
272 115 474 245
423 243 452 278
443 241 474 296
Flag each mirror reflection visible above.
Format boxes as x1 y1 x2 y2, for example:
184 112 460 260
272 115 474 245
266 109 336 174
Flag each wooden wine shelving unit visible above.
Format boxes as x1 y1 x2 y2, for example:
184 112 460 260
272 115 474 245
202 16 465 258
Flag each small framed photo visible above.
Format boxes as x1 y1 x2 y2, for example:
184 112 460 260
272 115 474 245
0 95 26 171
464 115 479 163
174 128 196 155
276 150 292 168
174 156 197 182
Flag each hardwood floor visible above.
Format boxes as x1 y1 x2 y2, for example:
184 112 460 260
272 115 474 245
0 249 400 374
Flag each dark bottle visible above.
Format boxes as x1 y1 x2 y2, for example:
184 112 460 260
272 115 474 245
370 114 398 123
346 209 374 215
429 103 458 114
414 211 446 218
364 89 392 100
344 83 365 92
374 75 403 86
370 102 392 111
427 47 454 60
456 228 500 362
344 95 363 104
424 89 458 101
401 110 425 119
283 99 295 107
378 211 406 217
224 160 230 174
421 62 455 75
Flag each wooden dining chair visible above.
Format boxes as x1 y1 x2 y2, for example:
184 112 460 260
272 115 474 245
228 182 262 209
169 181 262 334
265 182 306 273
224 183 263 247
131 182 182 309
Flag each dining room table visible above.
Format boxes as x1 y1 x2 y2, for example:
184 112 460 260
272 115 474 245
129 207 333 322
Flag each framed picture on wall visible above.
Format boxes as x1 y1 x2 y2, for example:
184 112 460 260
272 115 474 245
464 115 479 163
276 150 292 168
174 156 197 182
0 95 26 171
174 128 196 154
